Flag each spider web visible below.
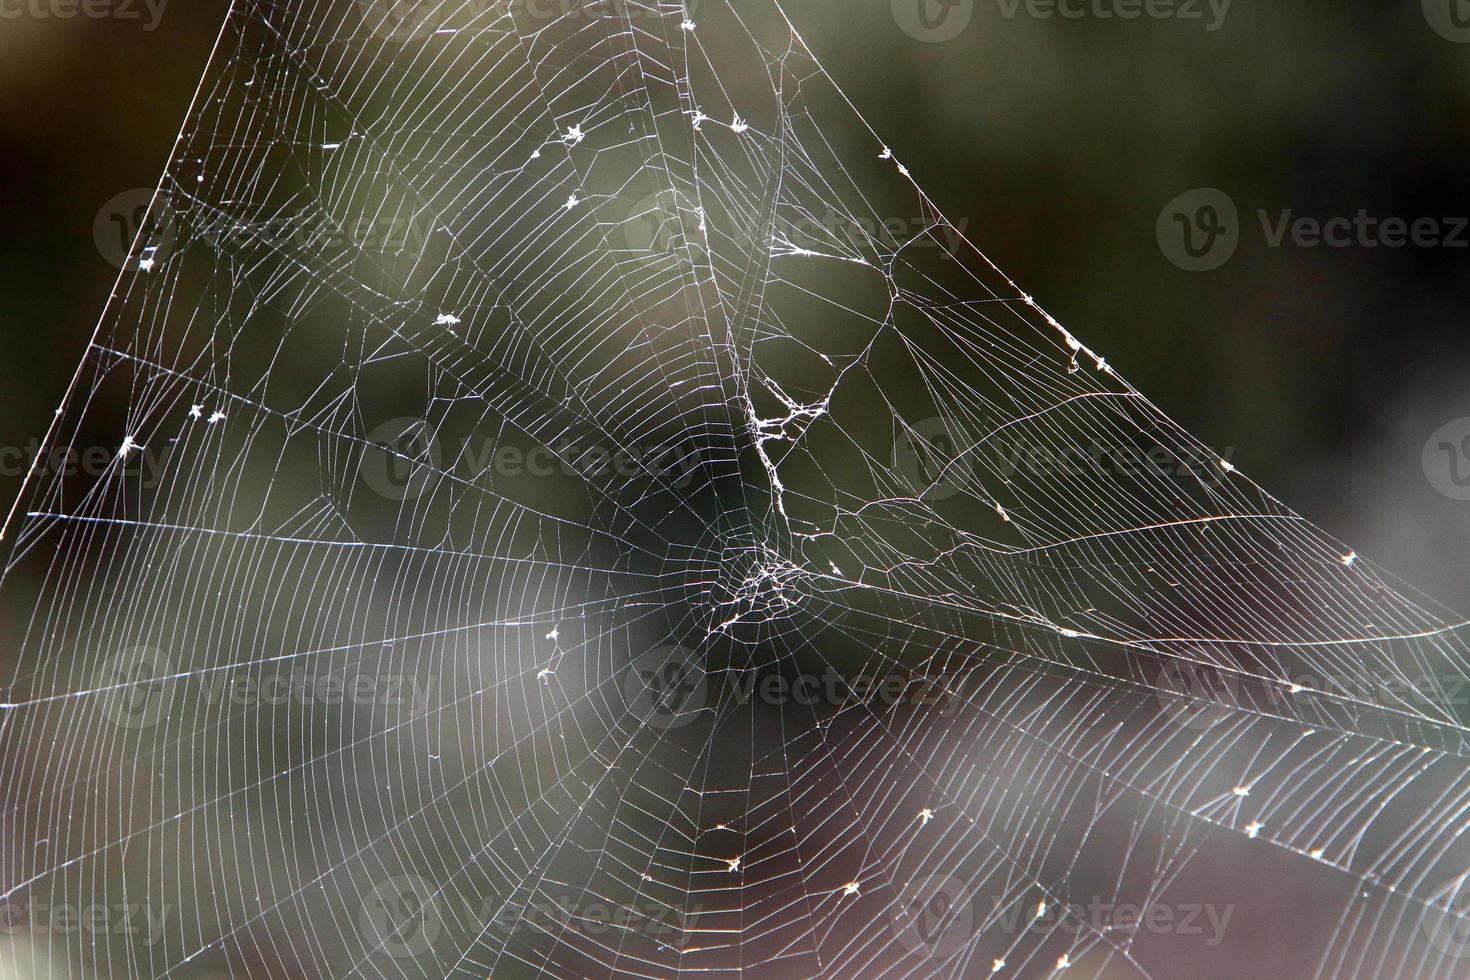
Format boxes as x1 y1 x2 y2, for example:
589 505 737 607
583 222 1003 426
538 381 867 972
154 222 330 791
3 1 1470 977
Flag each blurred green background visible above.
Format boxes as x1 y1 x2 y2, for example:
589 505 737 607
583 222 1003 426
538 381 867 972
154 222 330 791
0 0 1467 609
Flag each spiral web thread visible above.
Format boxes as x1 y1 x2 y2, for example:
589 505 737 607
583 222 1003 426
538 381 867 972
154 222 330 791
3 1 1470 977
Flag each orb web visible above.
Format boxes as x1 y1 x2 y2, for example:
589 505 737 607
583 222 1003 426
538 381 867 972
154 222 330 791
2 2 1470 978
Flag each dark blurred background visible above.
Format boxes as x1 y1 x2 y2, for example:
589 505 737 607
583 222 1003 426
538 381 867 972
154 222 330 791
1 0 1468 609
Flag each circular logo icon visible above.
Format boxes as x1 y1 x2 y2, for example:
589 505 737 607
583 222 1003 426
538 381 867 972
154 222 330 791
359 875 443 959
892 0 975 43
1154 657 1241 730
621 645 706 730
94 646 175 730
360 417 443 502
1424 418 1470 501
1425 0 1470 42
1424 876 1470 958
893 417 972 502
615 188 712 267
1156 188 1239 272
94 189 176 271
889 874 977 959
